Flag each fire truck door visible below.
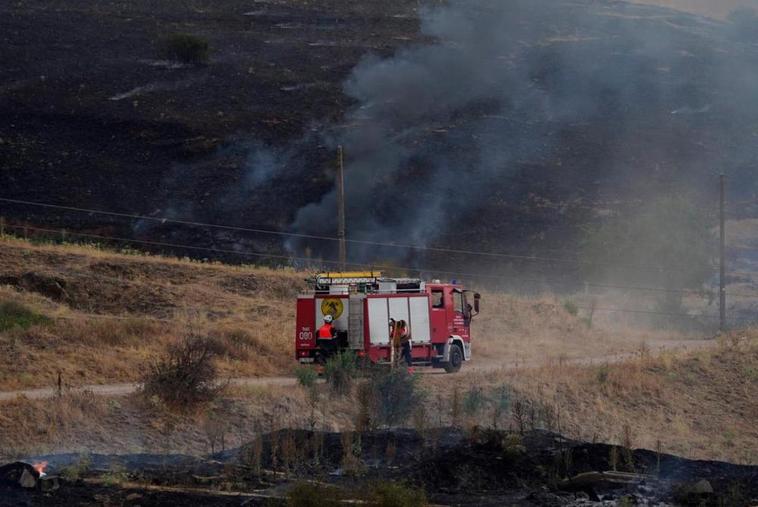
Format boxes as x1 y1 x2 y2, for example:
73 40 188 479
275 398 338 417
430 288 449 342
451 289 469 339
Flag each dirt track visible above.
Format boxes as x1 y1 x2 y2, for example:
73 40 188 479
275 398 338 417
0 339 714 402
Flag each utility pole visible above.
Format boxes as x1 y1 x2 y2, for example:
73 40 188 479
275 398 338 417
719 173 727 334
336 145 347 271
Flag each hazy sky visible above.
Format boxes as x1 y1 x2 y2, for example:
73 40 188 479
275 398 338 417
632 0 758 19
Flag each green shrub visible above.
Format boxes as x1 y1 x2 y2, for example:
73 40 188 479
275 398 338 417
463 386 486 417
287 482 342 507
324 351 357 395
563 299 579 317
295 366 318 389
372 368 425 428
0 301 50 332
367 481 427 507
491 384 512 428
162 33 210 64
60 454 91 481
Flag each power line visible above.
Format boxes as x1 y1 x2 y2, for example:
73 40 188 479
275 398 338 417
2 224 327 266
4 223 749 298
5 224 751 311
0 223 701 295
1 233 721 322
0 196 708 276
0 197 571 260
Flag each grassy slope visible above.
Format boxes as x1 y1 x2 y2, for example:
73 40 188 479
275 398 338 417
0 236 305 389
0 236 696 390
0 336 754 464
0 237 754 463
452 336 758 464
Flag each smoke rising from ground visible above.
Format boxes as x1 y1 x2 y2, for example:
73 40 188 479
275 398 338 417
286 0 758 269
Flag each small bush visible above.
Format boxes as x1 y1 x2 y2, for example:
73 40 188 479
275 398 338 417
563 299 579 317
355 379 379 432
324 351 358 395
372 368 425 428
0 301 50 332
463 386 486 418
287 482 343 507
140 335 223 410
367 481 427 507
162 33 210 64
728 7 758 41
60 454 91 481
101 464 129 487
491 384 512 428
295 366 318 389
596 365 610 384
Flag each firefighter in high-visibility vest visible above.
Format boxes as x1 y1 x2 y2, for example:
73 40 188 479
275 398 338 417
317 314 337 359
396 319 413 372
318 314 336 338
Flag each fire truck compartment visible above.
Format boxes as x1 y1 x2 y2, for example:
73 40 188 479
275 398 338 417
368 295 431 345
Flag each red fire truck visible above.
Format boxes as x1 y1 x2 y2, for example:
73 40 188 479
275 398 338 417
295 272 481 373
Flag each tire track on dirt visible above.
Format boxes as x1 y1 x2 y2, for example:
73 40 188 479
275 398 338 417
0 339 715 401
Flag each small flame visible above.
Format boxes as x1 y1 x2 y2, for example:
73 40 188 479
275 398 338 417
32 461 48 477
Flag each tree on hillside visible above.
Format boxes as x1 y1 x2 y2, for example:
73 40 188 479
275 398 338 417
728 7 758 42
580 194 716 314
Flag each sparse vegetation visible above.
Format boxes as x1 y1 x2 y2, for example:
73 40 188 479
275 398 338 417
463 386 486 419
562 299 579 317
372 368 425 429
59 454 91 482
0 300 49 332
287 482 343 507
366 481 428 507
728 7 758 41
161 33 210 64
0 238 301 390
140 335 224 410
295 366 318 389
580 195 715 318
324 351 358 396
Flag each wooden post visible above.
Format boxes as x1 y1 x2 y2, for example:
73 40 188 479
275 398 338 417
719 174 727 333
336 146 347 271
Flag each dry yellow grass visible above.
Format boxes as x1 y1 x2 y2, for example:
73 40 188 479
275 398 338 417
1 338 753 464
474 291 697 366
0 236 709 390
0 237 305 389
436 332 758 464
0 384 358 460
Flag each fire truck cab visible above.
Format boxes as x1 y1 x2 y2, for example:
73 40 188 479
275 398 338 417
295 272 481 373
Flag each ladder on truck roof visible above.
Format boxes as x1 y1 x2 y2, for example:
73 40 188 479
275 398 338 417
313 271 383 286
309 272 425 294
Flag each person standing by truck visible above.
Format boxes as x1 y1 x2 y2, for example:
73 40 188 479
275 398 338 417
317 314 337 360
396 320 413 373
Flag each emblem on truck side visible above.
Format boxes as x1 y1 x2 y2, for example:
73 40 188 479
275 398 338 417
321 298 344 319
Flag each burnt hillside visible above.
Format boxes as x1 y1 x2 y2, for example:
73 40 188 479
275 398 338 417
2 0 758 281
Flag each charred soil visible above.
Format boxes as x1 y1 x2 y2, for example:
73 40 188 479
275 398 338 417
2 429 757 506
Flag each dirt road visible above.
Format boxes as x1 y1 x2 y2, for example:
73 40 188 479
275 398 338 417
0 339 715 402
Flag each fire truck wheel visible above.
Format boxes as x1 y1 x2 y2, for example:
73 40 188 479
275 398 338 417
444 344 463 374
